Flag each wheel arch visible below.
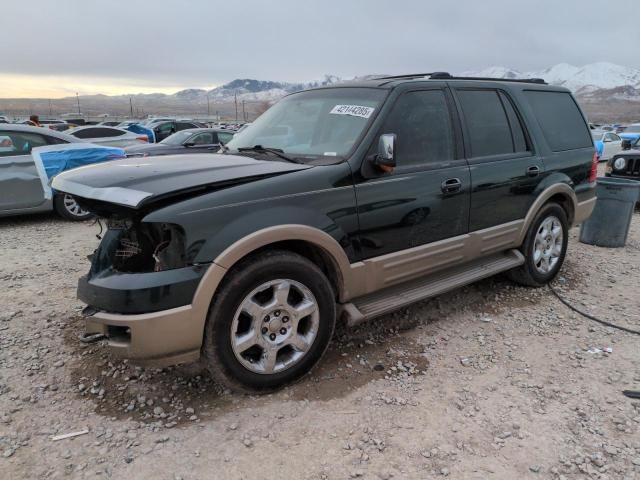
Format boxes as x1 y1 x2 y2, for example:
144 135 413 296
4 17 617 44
189 225 355 336
518 183 577 245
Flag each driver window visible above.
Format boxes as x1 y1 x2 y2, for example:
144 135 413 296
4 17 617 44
376 90 454 167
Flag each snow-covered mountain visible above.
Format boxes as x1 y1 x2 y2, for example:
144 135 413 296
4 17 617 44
173 75 343 103
463 62 640 93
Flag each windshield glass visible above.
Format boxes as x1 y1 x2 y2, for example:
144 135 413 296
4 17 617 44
226 87 387 159
591 131 604 141
160 130 194 145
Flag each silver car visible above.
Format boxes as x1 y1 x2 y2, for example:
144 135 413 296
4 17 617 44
66 125 149 148
0 124 90 220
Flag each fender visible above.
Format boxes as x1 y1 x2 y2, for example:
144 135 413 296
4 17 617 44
518 182 578 244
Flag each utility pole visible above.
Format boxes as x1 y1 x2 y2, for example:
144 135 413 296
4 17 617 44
48 99 53 117
234 92 238 122
242 100 246 122
129 98 134 118
207 92 210 116
76 92 81 114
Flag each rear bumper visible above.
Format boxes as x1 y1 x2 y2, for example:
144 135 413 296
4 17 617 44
574 196 597 225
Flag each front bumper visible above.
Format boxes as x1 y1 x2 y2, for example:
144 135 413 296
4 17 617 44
80 262 229 367
83 305 202 367
78 265 208 314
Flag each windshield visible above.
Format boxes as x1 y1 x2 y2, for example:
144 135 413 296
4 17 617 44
591 132 604 141
160 130 194 145
226 87 387 159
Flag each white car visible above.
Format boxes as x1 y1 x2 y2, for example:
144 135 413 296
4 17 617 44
66 126 148 147
591 130 623 161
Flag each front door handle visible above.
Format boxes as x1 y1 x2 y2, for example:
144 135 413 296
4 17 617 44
527 166 541 177
441 178 462 194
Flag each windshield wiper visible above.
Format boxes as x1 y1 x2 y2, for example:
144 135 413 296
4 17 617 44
237 145 303 164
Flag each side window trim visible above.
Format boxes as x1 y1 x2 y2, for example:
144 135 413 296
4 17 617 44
497 90 534 155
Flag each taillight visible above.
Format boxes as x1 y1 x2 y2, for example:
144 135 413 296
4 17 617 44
589 152 598 183
136 136 148 143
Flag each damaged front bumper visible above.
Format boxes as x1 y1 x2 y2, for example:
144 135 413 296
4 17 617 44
82 304 204 367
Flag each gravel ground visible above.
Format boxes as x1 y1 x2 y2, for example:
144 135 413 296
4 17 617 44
1 204 639 480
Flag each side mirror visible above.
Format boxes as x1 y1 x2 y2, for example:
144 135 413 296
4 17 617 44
372 133 396 172
621 139 632 150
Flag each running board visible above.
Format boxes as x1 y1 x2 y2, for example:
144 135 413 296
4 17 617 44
343 249 524 326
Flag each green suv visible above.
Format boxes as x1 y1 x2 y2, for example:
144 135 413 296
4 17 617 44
52 73 597 392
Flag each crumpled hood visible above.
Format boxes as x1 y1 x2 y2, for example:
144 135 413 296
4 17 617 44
51 153 312 209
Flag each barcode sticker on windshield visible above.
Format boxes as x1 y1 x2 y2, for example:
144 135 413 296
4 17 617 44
330 105 375 119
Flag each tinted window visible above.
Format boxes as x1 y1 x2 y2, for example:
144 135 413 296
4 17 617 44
218 132 234 144
177 122 198 130
71 127 124 139
155 122 175 134
190 132 215 145
524 91 592 151
499 91 529 153
0 131 50 156
379 90 453 167
457 90 513 157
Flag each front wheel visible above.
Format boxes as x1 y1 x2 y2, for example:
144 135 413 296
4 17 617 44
508 202 568 287
53 193 93 221
202 250 336 393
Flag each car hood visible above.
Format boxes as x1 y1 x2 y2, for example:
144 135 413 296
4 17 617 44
51 153 312 210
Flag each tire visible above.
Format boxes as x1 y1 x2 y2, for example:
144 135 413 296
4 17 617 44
508 202 569 287
202 250 336 393
53 193 93 221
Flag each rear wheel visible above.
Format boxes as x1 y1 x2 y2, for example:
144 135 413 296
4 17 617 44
508 202 568 287
202 250 336 393
53 193 92 221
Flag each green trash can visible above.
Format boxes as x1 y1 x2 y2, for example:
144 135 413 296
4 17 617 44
579 177 639 248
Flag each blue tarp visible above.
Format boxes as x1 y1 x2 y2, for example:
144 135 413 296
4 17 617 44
32 144 126 199
126 124 156 143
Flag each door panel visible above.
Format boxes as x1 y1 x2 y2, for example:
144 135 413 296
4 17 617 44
0 153 46 211
355 168 470 258
353 88 470 261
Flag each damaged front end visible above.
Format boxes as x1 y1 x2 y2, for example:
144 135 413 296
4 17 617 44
79 218 208 315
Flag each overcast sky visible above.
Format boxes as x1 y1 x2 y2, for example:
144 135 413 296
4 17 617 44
3 0 639 97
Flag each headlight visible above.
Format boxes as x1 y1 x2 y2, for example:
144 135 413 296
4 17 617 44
613 157 626 171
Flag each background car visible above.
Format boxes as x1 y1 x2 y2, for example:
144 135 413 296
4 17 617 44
124 128 234 156
619 123 640 144
0 124 91 220
591 130 623 161
149 120 203 142
66 125 149 147
97 120 122 127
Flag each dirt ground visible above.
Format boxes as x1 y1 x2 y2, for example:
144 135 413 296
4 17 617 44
1 205 639 479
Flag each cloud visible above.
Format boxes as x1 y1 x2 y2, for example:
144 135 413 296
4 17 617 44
2 0 638 97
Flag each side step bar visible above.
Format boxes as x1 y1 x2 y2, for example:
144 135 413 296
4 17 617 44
342 249 524 326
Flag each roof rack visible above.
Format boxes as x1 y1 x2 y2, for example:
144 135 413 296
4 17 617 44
375 72 547 85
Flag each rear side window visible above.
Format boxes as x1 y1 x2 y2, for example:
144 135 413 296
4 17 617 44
524 91 592 151
379 89 454 167
456 90 514 157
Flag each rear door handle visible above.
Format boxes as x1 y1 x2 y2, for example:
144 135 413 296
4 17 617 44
527 166 541 177
441 178 462 194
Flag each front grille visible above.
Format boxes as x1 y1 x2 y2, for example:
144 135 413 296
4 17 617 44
624 157 640 177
